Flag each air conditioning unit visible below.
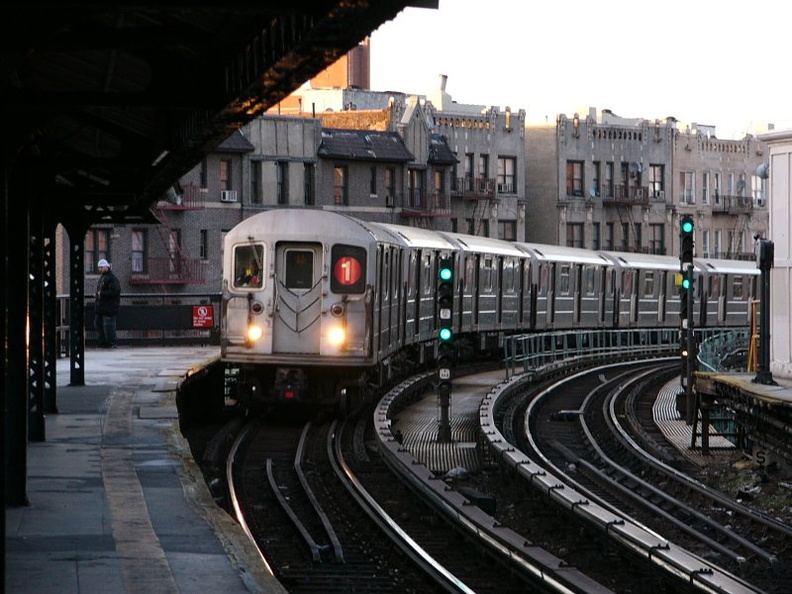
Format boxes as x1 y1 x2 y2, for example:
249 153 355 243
497 183 514 194
385 194 394 208
634 188 644 199
220 190 238 203
656 190 665 199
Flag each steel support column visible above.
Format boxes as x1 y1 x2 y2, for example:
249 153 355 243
67 224 89 386
5 162 30 506
28 201 45 441
43 224 59 413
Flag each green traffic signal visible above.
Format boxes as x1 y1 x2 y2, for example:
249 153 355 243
439 266 452 281
681 219 694 234
681 277 691 290
439 328 452 341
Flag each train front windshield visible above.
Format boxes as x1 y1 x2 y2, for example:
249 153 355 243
233 244 264 289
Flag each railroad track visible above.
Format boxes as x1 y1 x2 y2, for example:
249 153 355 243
200 358 790 593
522 362 792 583
226 408 567 593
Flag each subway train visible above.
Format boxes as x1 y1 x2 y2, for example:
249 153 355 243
220 209 758 412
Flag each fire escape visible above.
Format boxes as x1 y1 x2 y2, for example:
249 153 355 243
130 183 206 287
602 163 650 253
400 187 452 229
450 176 496 235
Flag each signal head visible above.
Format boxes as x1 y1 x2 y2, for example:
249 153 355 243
439 327 452 341
681 218 694 234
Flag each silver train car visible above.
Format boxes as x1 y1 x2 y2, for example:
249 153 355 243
221 209 759 411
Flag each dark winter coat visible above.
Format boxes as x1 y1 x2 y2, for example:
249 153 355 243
95 270 121 316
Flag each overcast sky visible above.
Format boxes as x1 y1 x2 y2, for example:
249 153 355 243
370 1 791 139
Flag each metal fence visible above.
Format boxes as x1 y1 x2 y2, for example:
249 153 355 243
56 293 222 354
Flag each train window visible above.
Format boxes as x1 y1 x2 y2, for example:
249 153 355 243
285 250 314 289
559 265 570 294
483 258 494 292
583 266 595 294
643 271 655 297
733 276 744 299
233 244 264 289
622 270 633 295
539 266 549 293
331 245 366 294
465 257 475 291
504 259 516 293
709 276 720 298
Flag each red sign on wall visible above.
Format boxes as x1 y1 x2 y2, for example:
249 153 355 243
192 305 214 328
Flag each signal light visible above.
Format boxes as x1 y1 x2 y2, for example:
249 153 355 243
437 256 454 342
680 215 694 265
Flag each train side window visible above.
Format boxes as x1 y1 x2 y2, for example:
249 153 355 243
504 259 516 293
732 275 744 299
331 244 366 293
285 249 314 289
465 256 475 292
583 266 595 294
643 271 655 297
233 244 264 289
483 257 494 292
558 265 570 294
622 270 633 296
709 275 720 298
423 253 432 295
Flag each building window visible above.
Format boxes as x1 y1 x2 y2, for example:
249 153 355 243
680 171 694 204
497 156 516 193
276 161 288 205
85 228 110 274
168 229 181 274
752 174 766 207
220 159 232 191
251 161 262 204
619 162 630 199
592 161 601 198
621 222 630 250
333 165 348 205
633 223 642 251
702 171 710 205
592 222 601 249
714 172 722 206
649 164 664 198
714 230 722 257
702 229 711 257
566 223 584 247
478 154 489 180
565 160 584 197
604 162 614 198
199 229 208 260
385 167 396 207
498 221 516 241
409 169 424 209
464 153 474 191
649 223 664 255
370 166 377 196
200 159 208 188
131 229 146 272
434 168 445 208
304 163 315 206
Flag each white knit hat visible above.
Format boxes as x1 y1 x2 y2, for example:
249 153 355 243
98 259 110 268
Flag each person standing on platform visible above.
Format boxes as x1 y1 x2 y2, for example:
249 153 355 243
94 258 121 348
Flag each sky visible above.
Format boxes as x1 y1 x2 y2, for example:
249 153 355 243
369 1 791 140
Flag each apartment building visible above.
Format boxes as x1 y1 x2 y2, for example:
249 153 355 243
525 108 768 258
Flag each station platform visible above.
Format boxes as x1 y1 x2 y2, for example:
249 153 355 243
5 346 287 594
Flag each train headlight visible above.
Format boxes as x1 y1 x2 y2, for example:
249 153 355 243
247 324 264 342
327 326 346 347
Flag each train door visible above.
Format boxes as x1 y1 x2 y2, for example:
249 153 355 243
712 274 725 325
376 246 387 356
272 242 323 354
546 263 556 326
573 264 582 324
658 270 668 324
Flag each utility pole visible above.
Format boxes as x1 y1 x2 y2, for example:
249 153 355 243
753 238 777 386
